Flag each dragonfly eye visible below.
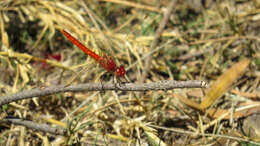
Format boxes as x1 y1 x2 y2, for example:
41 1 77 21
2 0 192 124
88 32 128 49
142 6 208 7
115 65 126 77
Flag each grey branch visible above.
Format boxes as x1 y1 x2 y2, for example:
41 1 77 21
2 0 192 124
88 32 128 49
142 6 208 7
1 117 66 135
0 80 206 106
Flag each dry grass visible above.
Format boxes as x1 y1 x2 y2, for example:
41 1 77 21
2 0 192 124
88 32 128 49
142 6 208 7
0 0 260 145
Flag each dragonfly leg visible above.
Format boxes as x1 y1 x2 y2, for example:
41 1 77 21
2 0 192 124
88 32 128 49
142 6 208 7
114 76 128 89
99 71 111 92
100 79 105 93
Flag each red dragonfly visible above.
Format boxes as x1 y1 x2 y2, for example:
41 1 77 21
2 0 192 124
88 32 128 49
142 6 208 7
60 29 126 78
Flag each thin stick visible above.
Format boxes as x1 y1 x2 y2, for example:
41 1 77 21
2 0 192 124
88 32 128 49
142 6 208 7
100 0 162 13
1 117 66 135
149 124 260 145
141 0 176 82
0 80 207 106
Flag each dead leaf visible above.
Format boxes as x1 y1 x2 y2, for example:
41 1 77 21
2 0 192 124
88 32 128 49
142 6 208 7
200 59 250 110
207 102 260 119
0 15 9 48
231 89 260 99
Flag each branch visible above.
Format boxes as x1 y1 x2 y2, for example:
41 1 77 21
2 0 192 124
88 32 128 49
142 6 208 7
142 0 177 82
1 117 66 135
0 80 206 106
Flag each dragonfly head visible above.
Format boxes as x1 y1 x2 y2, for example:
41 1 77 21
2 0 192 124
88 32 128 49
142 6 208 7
115 65 126 77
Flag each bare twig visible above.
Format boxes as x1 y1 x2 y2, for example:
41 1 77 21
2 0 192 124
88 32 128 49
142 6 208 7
141 0 176 82
0 80 206 106
1 117 66 135
189 35 260 45
149 125 260 145
99 0 162 13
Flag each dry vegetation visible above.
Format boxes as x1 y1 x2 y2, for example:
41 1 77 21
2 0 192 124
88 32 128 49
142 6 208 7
0 0 260 145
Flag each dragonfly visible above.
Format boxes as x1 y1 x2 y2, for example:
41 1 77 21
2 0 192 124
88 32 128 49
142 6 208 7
60 29 126 79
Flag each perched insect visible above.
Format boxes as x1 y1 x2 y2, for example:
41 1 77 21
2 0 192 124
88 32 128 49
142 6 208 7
60 29 126 78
